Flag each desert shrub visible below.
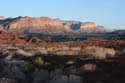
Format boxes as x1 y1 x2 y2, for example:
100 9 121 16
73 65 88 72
104 48 116 58
80 47 105 59
33 56 44 67
94 48 106 59
81 46 116 59
31 56 56 71
82 63 96 72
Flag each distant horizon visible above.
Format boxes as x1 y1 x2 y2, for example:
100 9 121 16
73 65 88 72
0 0 124 29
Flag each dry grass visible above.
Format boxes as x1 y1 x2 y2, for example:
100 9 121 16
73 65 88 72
81 46 116 59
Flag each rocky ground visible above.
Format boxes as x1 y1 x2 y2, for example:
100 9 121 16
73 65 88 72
0 40 124 83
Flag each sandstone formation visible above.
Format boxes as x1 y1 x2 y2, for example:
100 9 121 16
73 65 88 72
3 16 65 34
80 22 96 30
0 31 26 44
0 16 112 34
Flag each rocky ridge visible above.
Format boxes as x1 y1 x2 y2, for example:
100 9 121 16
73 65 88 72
0 16 112 34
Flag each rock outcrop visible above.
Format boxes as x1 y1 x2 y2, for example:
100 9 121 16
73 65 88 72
0 31 27 44
80 22 96 30
63 21 111 33
3 16 65 34
0 16 112 34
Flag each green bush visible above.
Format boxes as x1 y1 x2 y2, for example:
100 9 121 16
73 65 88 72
33 56 44 67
